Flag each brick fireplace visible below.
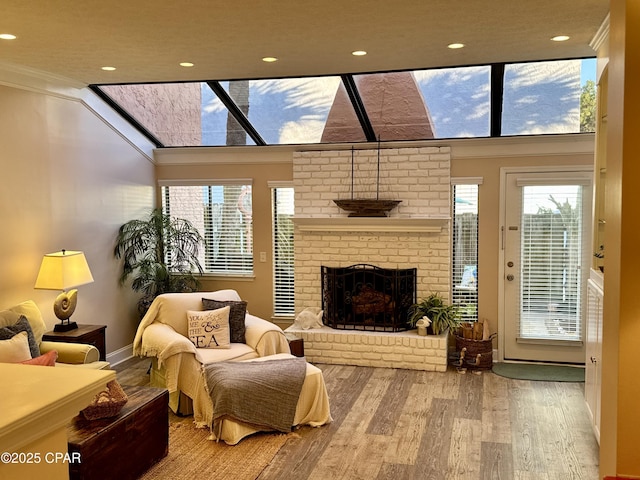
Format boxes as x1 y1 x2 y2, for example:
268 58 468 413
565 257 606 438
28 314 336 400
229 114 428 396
287 146 452 371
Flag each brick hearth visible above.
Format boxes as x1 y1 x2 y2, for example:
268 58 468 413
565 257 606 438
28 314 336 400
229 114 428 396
285 325 448 372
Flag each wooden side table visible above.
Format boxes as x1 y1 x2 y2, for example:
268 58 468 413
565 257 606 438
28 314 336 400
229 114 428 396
43 324 107 361
285 332 304 357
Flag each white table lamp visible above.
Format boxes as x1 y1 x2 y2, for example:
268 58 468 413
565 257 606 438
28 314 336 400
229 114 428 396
35 250 94 332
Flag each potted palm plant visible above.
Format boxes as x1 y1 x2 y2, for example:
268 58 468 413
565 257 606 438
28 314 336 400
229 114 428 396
114 208 205 317
408 292 461 335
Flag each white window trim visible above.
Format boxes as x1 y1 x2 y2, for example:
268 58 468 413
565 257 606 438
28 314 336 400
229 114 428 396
451 176 484 186
159 178 253 187
271 183 295 318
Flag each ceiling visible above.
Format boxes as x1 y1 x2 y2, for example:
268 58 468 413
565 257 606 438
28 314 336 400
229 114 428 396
0 0 608 86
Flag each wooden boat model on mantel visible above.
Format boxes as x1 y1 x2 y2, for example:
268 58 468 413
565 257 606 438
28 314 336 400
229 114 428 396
333 143 402 217
333 198 401 217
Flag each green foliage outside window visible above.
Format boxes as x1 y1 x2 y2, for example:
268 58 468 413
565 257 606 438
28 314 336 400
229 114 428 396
580 80 596 133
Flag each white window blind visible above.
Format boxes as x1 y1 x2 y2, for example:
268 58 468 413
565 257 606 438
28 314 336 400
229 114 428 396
161 182 254 275
272 186 295 316
518 185 583 341
452 183 479 322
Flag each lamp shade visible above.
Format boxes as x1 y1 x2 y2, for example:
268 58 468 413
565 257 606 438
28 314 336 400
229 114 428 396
34 250 94 291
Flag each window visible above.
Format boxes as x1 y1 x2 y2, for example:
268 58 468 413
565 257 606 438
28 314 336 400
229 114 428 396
519 184 584 341
452 181 479 322
412 65 491 138
353 66 491 140
271 184 295 316
502 58 596 135
161 181 253 275
92 57 594 147
221 77 357 145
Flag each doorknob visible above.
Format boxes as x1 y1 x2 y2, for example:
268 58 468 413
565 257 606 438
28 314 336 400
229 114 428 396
506 274 515 281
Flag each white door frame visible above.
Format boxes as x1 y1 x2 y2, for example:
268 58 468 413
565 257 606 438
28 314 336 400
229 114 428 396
497 165 594 363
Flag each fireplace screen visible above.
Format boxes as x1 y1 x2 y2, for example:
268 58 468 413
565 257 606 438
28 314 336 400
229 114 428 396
321 264 416 331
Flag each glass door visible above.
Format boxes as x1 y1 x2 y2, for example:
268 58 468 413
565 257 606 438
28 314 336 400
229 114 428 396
503 171 592 363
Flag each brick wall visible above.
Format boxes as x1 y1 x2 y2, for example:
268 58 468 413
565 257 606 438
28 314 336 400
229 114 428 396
293 146 452 314
285 325 449 372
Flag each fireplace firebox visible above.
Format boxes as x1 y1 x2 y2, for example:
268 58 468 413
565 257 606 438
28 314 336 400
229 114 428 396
321 264 417 332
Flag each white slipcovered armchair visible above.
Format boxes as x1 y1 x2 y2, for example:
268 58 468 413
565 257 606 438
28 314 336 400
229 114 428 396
132 290 290 415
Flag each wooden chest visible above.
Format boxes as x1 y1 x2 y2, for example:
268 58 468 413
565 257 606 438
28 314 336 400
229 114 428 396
66 385 168 480
285 332 305 357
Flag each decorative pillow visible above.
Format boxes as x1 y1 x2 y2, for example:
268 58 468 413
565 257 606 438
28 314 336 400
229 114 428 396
0 331 32 363
20 349 57 366
202 298 247 343
187 306 231 349
0 315 39 358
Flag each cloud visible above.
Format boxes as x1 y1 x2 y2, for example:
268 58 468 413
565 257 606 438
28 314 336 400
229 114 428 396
251 77 341 112
278 118 325 144
203 93 225 114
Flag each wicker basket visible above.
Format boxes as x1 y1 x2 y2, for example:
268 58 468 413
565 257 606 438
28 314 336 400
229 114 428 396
454 334 493 370
81 380 128 420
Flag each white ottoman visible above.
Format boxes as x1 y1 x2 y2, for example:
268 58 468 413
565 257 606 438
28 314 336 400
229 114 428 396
195 353 332 445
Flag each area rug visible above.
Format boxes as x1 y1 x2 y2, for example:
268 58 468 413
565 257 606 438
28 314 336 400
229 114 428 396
492 362 585 382
140 417 290 480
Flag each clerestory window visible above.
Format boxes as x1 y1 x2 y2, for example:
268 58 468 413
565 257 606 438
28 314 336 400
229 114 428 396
91 58 596 148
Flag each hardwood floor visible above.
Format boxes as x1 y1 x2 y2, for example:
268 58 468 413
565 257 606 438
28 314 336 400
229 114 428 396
114 358 599 480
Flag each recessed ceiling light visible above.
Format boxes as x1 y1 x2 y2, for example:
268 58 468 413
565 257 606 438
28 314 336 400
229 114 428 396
0 33 17 40
262 57 278 63
352 50 367 56
448 43 465 49
101 66 116 71
179 62 194 67
551 35 570 42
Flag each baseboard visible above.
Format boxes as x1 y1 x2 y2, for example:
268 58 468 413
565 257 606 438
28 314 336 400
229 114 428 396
106 343 134 367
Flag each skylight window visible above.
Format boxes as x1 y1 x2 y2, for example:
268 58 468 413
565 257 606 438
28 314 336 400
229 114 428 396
413 65 491 138
220 77 360 145
502 58 596 135
92 57 596 148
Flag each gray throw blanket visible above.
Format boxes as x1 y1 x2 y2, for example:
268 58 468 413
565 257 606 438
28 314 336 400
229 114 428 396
203 357 307 434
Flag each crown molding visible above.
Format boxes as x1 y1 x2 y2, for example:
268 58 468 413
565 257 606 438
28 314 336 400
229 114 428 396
448 134 594 159
590 13 610 52
0 61 86 99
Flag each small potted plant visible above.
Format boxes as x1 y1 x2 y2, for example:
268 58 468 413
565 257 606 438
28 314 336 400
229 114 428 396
408 293 461 335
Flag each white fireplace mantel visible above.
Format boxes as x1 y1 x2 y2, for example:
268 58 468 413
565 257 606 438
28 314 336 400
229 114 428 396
293 216 449 233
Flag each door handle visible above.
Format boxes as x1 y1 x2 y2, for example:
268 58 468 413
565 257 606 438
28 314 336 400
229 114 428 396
506 274 515 281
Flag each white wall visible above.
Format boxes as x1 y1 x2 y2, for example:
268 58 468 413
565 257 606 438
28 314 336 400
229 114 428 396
0 77 156 361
